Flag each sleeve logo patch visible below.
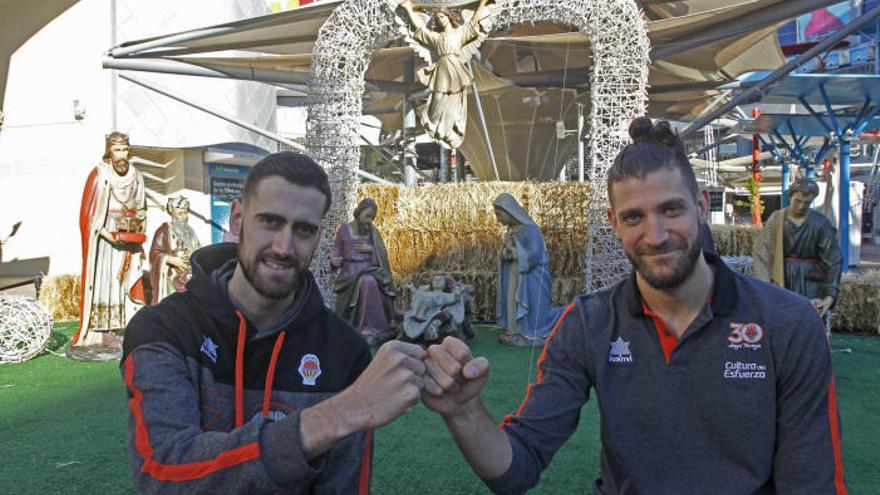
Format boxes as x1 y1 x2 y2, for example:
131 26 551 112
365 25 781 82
727 322 764 350
298 354 322 386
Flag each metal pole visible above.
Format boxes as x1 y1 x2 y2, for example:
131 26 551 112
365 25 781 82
110 26 234 58
403 100 418 186
577 104 585 183
751 107 763 226
118 73 393 185
104 58 412 94
766 133 791 207
466 60 499 181
402 56 418 187
439 147 449 183
839 139 851 270
105 58 310 85
781 161 791 208
680 4 880 139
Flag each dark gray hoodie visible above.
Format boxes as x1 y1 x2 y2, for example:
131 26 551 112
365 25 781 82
122 243 372 494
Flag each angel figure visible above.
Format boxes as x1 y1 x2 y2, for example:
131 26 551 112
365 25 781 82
396 0 496 149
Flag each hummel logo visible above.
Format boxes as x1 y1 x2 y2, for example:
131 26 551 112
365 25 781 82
200 336 218 364
609 337 634 363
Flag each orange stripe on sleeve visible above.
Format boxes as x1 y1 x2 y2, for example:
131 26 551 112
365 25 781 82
358 430 373 494
814 306 846 494
502 303 577 427
827 377 847 494
124 356 262 482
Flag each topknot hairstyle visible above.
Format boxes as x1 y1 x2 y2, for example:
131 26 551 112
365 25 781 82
607 117 698 206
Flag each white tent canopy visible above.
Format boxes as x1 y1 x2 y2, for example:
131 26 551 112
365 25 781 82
104 0 840 180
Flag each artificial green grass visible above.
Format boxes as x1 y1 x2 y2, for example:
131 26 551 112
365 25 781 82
0 324 877 493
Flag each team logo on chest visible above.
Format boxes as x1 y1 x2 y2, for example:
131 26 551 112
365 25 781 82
727 322 764 350
608 337 634 363
298 354 322 386
200 336 218 363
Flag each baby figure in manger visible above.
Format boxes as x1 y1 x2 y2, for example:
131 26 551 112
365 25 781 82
401 275 475 343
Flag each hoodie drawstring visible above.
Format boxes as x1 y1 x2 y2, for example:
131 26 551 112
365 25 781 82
234 311 247 428
234 310 287 428
262 331 286 417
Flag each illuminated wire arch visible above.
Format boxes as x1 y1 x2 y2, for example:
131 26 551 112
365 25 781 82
306 0 649 301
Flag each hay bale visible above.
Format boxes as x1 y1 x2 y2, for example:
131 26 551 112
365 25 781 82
38 274 81 321
528 182 590 231
359 182 593 322
710 224 760 256
834 270 880 334
357 184 399 226
553 276 586 306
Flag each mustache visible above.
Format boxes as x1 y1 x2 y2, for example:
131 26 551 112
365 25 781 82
635 238 687 256
260 253 298 269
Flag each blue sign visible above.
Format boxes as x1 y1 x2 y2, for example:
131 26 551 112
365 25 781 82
208 164 250 244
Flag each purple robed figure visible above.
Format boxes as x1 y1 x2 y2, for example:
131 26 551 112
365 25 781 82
331 198 397 346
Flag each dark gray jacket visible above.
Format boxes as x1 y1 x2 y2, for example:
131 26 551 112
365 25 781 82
122 243 372 494
486 253 846 495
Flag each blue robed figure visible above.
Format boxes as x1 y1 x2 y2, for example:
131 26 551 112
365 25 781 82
493 193 563 347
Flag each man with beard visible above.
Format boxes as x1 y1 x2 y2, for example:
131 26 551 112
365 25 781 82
121 152 427 494
418 118 846 494
72 132 148 360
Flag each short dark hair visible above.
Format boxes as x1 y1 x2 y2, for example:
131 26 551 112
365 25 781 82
607 117 698 207
243 152 332 214
789 177 819 198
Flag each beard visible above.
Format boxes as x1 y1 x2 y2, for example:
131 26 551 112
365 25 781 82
237 228 305 300
626 229 702 290
111 156 129 175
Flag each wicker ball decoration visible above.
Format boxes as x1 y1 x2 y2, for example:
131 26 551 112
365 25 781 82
0 295 54 364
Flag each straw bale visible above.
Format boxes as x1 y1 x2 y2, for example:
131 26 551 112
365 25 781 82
710 224 760 256
38 274 81 321
834 270 880 334
553 276 586 306
528 183 590 231
356 184 399 226
385 182 533 231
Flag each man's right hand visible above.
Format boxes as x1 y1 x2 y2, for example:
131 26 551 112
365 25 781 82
300 340 426 459
421 337 490 418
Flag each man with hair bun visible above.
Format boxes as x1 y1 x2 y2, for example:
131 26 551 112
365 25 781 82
753 176 842 317
419 117 846 494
